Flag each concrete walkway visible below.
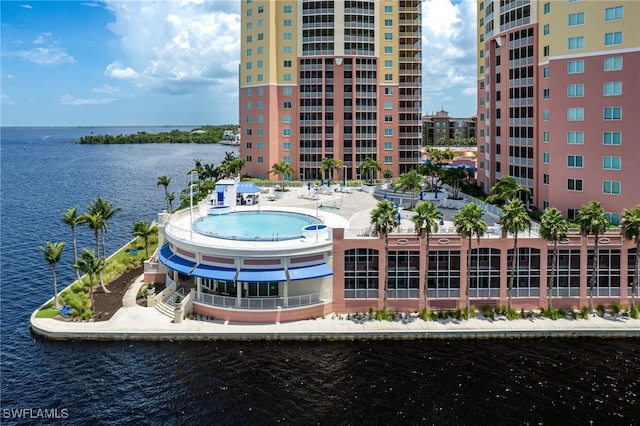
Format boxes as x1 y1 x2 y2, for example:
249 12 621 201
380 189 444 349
30 274 640 341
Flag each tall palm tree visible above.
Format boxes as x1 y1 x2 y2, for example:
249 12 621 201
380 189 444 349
576 201 609 313
370 199 399 311
166 192 176 213
38 241 65 308
412 201 441 310
268 161 295 191
499 199 532 310
486 176 532 204
61 206 85 282
453 202 488 312
87 197 121 259
359 157 382 185
157 175 172 212
622 205 640 308
82 211 104 255
133 220 157 259
320 157 343 184
393 169 424 209
540 207 568 310
74 248 106 308
441 166 467 199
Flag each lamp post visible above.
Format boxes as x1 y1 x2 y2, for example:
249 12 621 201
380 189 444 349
343 165 347 188
189 171 198 239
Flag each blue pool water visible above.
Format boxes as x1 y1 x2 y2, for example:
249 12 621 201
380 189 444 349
193 210 320 241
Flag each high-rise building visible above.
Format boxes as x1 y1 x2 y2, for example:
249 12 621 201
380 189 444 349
239 0 422 182
422 110 477 146
476 0 639 223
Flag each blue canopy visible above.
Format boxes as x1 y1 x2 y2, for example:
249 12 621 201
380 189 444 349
288 264 333 281
237 269 287 283
237 182 261 194
158 244 196 275
192 264 237 281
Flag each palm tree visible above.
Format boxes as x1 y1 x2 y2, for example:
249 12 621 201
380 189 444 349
61 206 85 282
189 158 204 182
38 241 65 308
412 201 441 310
576 201 609 313
87 197 121 259
268 161 295 191
166 192 176 213
320 157 343 184
622 205 640 308
499 199 532 310
74 248 106 308
133 220 157 259
370 199 399 311
82 211 104 255
540 207 568 310
453 202 488 312
157 175 172 212
359 157 382 185
393 169 424 209
486 176 532 204
441 166 467 199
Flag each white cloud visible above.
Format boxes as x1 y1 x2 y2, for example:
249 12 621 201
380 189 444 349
14 47 76 65
421 0 477 117
103 0 240 95
92 84 120 94
20 4 33 9
33 32 51 44
60 94 116 105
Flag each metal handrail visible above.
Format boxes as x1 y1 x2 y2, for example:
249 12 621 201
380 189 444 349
192 290 331 310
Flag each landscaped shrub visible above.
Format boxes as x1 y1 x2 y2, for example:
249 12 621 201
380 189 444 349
630 305 639 319
595 304 606 317
609 302 621 316
373 309 394 321
481 305 495 320
580 306 590 319
418 308 436 321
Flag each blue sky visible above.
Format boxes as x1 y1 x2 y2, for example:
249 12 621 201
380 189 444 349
1 0 477 127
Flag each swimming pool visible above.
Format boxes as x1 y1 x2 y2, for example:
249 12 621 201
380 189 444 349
193 210 321 241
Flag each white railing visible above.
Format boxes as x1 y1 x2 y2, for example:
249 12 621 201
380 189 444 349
192 290 332 310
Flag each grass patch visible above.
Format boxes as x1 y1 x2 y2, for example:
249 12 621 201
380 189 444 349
36 308 60 318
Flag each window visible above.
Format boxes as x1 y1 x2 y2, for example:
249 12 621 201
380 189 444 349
605 6 623 21
246 9 252 16
246 22 252 30
543 45 550 56
543 88 550 99
344 248 379 299
246 48 252 56
384 33 393 41
257 156 263 163
246 35 252 43
543 24 550 35
384 141 393 150
257 5 263 13
257 115 263 123
284 5 292 13
283 129 292 136
384 19 392 27
567 155 583 168
384 115 393 122
283 114 292 123
605 32 623 46
384 101 393 109
603 82 622 96
567 131 584 145
246 88 252 96
543 152 549 163
567 60 584 73
284 33 292 40
543 131 550 142
257 74 263 82
257 87 263 95
283 142 291 150
384 60 392 68
384 129 393 136
283 60 292 68
257 19 263 27
283 46 292 54
257 142 263 150
567 84 584 97
479 18 484 26
604 56 623 71
245 102 252 110
283 156 291 164
567 108 584 121
543 67 549 78
543 174 550 184
257 129 263 136
568 36 584 50
283 73 292 81
283 19 292 26
603 181 621 194
384 156 393 164
384 87 393 95
283 87 292 95
384 46 393 54
603 156 621 170
384 73 393 81
257 60 263 68
567 179 583 191
568 12 584 26
603 107 621 120
543 109 549 121
543 2 550 14
603 131 621 145
257 47 263 54
257 33 263 41
283 101 292 108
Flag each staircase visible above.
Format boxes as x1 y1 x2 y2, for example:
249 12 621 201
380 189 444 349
154 288 186 319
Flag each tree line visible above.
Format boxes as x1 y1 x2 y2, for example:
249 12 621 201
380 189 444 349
75 125 238 144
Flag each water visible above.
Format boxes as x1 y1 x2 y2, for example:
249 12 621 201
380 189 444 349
1 127 640 424
193 211 318 241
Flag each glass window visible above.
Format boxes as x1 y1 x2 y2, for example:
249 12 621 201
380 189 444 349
257 115 263 123
283 73 292 81
384 60 392 68
384 101 393 109
568 12 584 26
604 56 623 71
543 24 550 35
284 5 292 13
246 48 252 56
384 87 393 95
603 107 621 120
284 33 292 40
543 131 550 142
283 142 292 150
257 87 263 95
603 181 621 194
283 128 292 136
603 131 621 145
283 87 292 95
384 156 393 164
568 36 584 50
257 142 263 150
283 114 292 123
605 6 624 21
257 60 263 68
384 46 393 54
603 156 621 170
384 129 393 136
384 19 392 27
567 179 583 191
543 2 550 14
257 47 263 54
257 19 263 27
257 156 263 163
603 82 622 96
567 60 584 73
543 152 549 163
283 19 292 26
567 84 584 97
543 45 550 56
543 109 549 121
283 46 292 54
567 155 583 168
384 142 393 150
384 33 393 41
543 67 549 78
567 108 584 121
543 174 549 184
283 101 292 108
605 32 623 46
344 248 379 299
384 73 393 81
567 131 584 145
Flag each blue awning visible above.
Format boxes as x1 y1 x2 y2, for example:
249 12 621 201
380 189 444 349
192 264 237 281
237 182 261 194
288 264 333 281
237 269 287 282
158 244 196 275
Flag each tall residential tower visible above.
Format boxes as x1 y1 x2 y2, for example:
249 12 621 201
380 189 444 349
239 0 422 182
476 0 639 223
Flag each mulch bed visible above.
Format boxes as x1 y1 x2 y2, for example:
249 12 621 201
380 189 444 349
92 265 144 322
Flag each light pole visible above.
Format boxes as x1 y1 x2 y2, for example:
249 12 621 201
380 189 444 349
189 171 198 239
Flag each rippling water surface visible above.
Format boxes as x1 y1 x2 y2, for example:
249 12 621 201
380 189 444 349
1 128 639 425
